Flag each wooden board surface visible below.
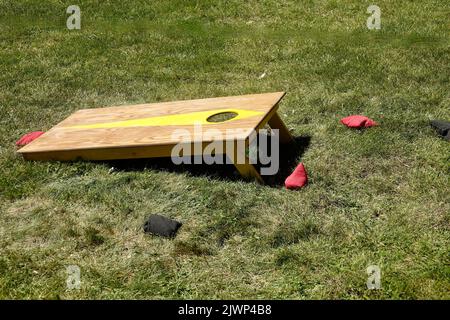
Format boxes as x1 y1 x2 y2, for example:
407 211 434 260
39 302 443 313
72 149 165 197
18 92 285 161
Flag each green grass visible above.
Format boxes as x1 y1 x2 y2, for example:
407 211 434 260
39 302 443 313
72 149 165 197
0 0 449 299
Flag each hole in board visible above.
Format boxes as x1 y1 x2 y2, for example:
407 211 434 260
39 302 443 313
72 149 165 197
206 111 238 123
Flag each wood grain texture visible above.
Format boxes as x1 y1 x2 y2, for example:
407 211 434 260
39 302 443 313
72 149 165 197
17 92 286 161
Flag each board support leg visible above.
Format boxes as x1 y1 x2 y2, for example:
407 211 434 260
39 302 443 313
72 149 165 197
233 162 264 184
268 112 294 144
226 140 264 184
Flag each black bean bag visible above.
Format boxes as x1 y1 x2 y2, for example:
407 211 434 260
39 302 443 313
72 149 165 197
431 120 450 141
143 214 182 238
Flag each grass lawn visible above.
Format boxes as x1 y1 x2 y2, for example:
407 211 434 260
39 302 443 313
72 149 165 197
0 0 449 299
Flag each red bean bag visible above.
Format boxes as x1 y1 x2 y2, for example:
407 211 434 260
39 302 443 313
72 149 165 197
340 115 377 128
285 163 308 189
16 131 45 147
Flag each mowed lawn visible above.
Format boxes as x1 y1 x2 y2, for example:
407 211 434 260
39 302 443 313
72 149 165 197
0 0 449 299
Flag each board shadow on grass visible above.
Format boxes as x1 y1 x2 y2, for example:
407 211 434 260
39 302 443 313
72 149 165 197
103 135 311 186
262 135 311 187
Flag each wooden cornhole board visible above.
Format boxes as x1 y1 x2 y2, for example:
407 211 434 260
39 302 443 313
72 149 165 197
18 92 293 183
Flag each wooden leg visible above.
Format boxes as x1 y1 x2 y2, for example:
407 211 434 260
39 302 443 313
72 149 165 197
233 162 264 184
226 140 264 184
268 112 294 144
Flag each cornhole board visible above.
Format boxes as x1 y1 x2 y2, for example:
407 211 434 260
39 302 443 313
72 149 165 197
17 92 293 183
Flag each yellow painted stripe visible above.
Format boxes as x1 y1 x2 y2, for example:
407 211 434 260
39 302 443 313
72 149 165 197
67 109 264 129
